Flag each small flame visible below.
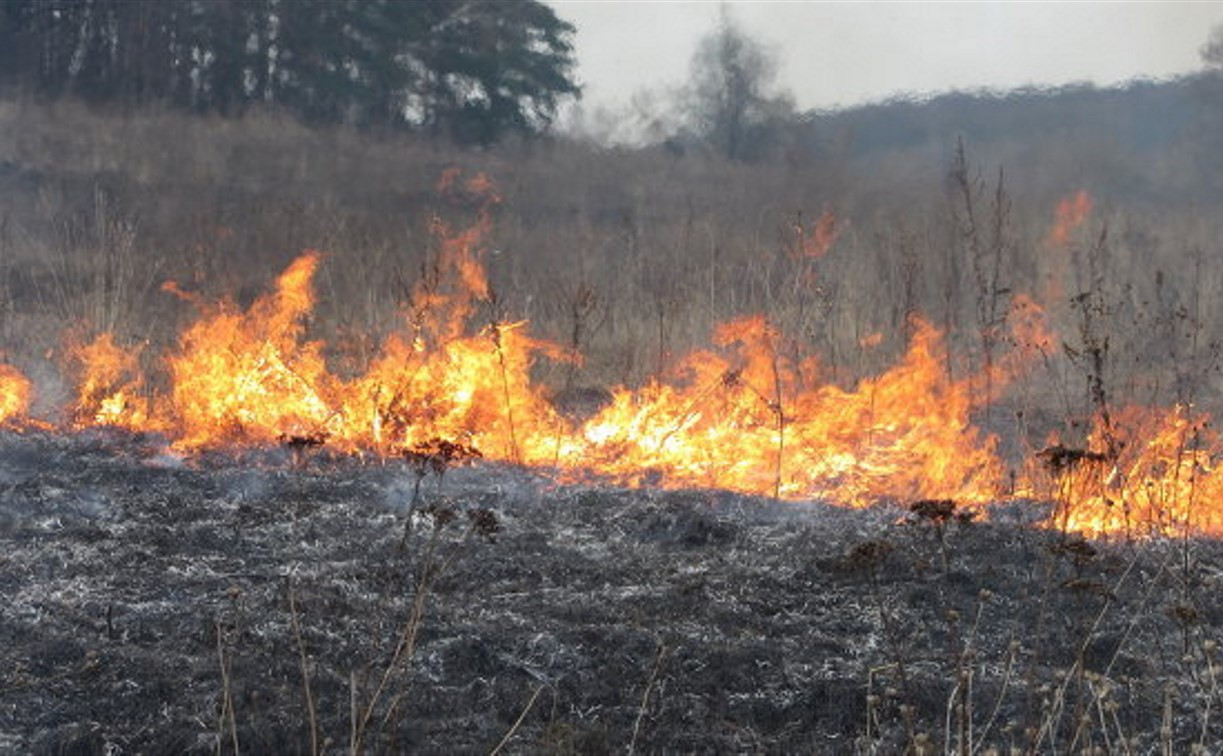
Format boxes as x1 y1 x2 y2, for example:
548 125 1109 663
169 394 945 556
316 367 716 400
858 332 884 349
796 210 840 259
1047 190 1093 247
70 331 152 429
0 362 31 423
1007 294 1055 358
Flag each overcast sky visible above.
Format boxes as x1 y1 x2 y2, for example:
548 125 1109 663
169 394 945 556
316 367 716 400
549 1 1223 114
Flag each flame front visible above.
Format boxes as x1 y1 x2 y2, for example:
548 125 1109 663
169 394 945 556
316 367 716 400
0 175 1220 540
69 203 1007 509
572 317 1001 505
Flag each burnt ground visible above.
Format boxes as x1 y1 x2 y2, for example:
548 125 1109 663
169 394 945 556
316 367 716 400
3 431 1223 754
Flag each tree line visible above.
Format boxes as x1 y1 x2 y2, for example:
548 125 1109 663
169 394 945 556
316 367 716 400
0 0 579 143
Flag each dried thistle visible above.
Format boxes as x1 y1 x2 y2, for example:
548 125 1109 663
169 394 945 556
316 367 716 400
1037 443 1110 475
467 507 500 543
419 501 458 531
847 539 894 571
909 498 957 524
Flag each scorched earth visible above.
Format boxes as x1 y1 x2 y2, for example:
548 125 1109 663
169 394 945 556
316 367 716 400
3 428 1223 754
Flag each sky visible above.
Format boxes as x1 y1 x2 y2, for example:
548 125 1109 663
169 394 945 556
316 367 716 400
548 1 1223 117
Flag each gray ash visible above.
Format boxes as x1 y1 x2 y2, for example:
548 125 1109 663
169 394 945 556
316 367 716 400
1 430 1221 753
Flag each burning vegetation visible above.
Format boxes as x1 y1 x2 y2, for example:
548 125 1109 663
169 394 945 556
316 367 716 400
0 172 1211 540
9 98 1223 753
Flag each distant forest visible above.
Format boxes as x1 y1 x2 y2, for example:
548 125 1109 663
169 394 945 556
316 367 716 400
797 75 1223 204
0 0 580 143
3 0 1223 205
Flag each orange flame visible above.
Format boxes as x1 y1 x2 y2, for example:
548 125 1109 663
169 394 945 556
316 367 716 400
1007 294 1056 358
344 318 566 460
1047 190 1093 247
796 210 840 259
165 251 338 448
1031 406 1223 538
64 194 1010 511
981 294 1056 395
0 362 31 423
70 331 152 429
570 317 1003 506
0 177 1021 513
858 332 884 349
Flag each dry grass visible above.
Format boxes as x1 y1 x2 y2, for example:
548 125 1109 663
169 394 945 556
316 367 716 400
0 96 1220 446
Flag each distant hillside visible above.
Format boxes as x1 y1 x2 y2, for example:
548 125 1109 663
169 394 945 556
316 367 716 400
800 73 1223 204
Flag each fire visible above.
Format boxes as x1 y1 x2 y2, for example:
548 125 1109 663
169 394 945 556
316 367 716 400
1047 189 1093 247
70 172 567 461
47 237 1223 541
344 318 566 460
63 200 1007 509
70 332 154 429
569 316 1004 506
567 315 1007 504
164 251 339 448
1031 406 1223 538
337 174 566 459
0 172 1221 541
0 362 31 423
795 210 840 259
981 293 1056 395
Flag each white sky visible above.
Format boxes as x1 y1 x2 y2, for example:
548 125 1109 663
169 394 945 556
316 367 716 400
549 1 1223 113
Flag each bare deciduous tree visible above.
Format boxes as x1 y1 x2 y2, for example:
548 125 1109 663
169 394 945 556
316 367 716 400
684 7 794 160
1201 23 1223 69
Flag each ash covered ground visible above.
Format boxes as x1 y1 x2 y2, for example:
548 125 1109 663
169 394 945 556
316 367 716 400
3 430 1223 754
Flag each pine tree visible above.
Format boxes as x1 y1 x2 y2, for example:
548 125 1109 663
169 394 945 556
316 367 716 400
0 0 580 142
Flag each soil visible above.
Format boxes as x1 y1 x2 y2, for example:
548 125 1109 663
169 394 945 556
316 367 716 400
2 428 1223 754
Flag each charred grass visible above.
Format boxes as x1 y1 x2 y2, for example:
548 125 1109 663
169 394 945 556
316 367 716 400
3 431 1223 752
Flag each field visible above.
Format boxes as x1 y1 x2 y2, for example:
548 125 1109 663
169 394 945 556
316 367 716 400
3 97 1223 752
5 429 1223 753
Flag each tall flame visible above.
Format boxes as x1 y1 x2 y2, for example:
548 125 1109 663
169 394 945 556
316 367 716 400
167 251 338 448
